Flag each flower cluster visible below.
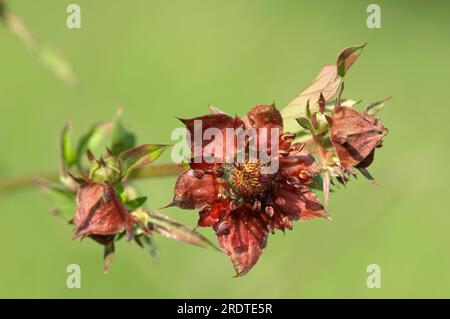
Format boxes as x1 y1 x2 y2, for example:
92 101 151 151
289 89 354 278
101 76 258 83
41 44 391 276
40 113 217 272
170 89 389 276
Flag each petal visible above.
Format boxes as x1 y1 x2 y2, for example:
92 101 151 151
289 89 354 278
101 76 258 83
280 149 319 181
331 107 387 168
73 182 103 226
179 114 235 162
214 207 269 276
172 169 217 209
243 105 283 130
275 186 329 222
198 201 228 227
74 183 132 238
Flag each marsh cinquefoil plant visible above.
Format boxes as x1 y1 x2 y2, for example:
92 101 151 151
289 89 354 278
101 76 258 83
38 44 391 276
39 113 217 272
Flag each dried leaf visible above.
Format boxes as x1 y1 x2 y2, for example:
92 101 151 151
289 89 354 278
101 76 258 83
2 11 77 87
281 44 366 134
337 44 367 78
145 210 219 251
103 241 115 273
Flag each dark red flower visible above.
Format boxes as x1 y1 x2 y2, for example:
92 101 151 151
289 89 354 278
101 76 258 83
73 181 133 241
330 106 388 171
172 105 329 276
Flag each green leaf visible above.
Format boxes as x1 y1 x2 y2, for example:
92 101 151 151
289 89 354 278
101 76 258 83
59 123 76 170
111 110 136 155
141 210 219 251
364 96 393 115
36 178 76 221
118 144 169 181
296 117 313 132
124 196 147 211
76 121 112 170
135 235 159 260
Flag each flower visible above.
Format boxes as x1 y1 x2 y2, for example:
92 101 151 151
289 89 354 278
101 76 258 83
73 179 133 242
171 105 329 276
329 106 388 172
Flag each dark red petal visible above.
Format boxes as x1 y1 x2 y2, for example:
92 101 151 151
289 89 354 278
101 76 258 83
214 207 268 277
172 169 217 209
279 149 319 181
275 186 329 222
179 114 235 161
331 107 387 168
189 157 223 172
73 182 103 226
198 201 228 227
74 183 132 238
243 105 283 130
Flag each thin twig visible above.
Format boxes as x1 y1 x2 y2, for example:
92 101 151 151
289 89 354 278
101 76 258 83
0 163 184 196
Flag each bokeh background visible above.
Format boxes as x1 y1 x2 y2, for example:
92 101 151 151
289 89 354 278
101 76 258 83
0 0 449 298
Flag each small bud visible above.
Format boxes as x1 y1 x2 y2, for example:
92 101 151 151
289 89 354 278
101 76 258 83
73 182 133 240
89 154 121 184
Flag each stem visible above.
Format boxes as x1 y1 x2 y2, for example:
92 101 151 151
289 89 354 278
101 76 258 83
0 163 184 196
311 133 328 166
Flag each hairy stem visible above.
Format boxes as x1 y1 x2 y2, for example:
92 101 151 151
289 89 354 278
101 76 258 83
0 163 184 196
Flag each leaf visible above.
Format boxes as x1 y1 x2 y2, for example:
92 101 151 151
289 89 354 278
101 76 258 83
76 121 112 170
144 210 219 251
295 117 313 131
38 43 77 87
364 96 393 115
36 178 76 221
2 11 77 87
281 44 366 134
59 123 76 171
124 196 147 211
135 235 159 260
336 43 367 78
118 144 169 181
111 110 136 155
103 241 115 273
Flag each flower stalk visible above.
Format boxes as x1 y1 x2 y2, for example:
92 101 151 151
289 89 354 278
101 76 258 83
0 163 184 196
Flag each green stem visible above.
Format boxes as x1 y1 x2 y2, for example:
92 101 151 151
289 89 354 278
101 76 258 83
0 163 184 196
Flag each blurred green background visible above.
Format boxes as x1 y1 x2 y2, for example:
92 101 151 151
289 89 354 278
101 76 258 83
0 0 449 298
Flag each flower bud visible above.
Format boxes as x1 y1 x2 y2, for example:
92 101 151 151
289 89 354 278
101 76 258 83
89 155 121 184
73 182 133 241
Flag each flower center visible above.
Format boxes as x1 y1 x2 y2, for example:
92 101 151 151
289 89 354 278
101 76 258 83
231 160 276 198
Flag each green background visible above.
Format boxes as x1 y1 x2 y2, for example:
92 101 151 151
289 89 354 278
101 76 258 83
0 0 449 298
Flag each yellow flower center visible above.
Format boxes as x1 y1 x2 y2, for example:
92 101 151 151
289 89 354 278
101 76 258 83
231 160 275 198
